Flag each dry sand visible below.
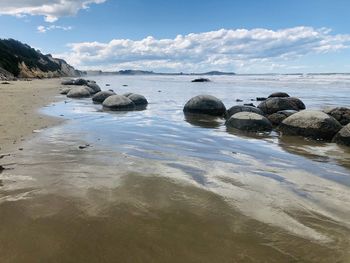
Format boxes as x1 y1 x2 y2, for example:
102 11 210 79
0 79 63 154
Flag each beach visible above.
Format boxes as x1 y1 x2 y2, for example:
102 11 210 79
0 79 63 153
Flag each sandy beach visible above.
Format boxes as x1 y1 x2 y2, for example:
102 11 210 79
0 79 63 154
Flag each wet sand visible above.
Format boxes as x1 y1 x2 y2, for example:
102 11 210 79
0 79 62 153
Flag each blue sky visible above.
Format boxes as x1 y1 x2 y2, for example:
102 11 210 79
0 0 350 73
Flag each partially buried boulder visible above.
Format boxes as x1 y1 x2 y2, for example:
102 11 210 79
267 110 297 126
332 124 350 146
268 92 290 98
74 78 89 86
226 112 272 132
324 107 350 126
92 91 116 104
258 97 305 115
102 95 135 111
127 93 148 106
61 79 75 85
60 87 71 95
226 105 264 119
67 87 91 98
183 95 226 116
279 110 342 141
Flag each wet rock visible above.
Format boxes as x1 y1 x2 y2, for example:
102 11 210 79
226 112 272 132
268 92 290 98
226 105 264 119
74 78 89 86
332 124 350 146
86 82 101 94
236 99 243 102
279 110 342 140
92 91 116 104
191 78 211 82
106 84 111 86
256 97 267 101
60 87 71 95
258 97 305 114
267 110 297 126
67 87 91 98
244 103 256 107
324 107 350 126
127 93 148 106
183 95 226 116
102 95 135 111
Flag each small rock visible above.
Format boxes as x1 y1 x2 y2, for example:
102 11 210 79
333 124 350 146
191 78 210 82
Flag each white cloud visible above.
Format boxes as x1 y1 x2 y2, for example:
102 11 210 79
56 27 350 73
0 0 107 22
37 24 73 33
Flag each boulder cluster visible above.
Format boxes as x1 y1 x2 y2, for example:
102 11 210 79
183 93 350 147
60 79 148 111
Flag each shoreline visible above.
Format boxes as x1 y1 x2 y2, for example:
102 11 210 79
0 78 64 154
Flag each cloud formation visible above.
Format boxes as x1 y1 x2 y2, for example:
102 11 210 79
58 27 350 72
0 0 106 22
37 25 72 33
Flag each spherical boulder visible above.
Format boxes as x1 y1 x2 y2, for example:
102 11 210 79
268 92 290 98
332 124 350 146
183 95 226 116
74 78 89 86
127 93 148 106
102 95 135 111
86 82 101 94
226 112 272 132
279 110 342 141
92 91 116 104
258 97 305 115
226 105 264 119
67 87 91 98
324 107 350 126
267 110 297 126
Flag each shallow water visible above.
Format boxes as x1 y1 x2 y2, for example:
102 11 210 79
1 75 350 262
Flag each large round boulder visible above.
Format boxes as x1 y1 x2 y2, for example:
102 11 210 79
183 95 226 116
67 87 91 98
267 110 297 126
226 112 272 132
226 105 264 119
86 82 101 94
268 92 290 98
127 93 148 106
102 95 135 111
279 110 342 141
332 124 350 146
74 78 89 86
92 91 116 104
324 107 350 126
258 97 305 114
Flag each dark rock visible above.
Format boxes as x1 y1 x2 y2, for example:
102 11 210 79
127 93 148 106
258 97 305 114
226 112 272 132
67 87 91 98
1 81 10 84
244 103 256 107
123 92 134 97
86 82 101 94
191 78 210 82
102 95 135 111
256 97 267 101
74 78 89 86
267 110 297 126
236 99 243 102
183 95 226 116
279 110 342 141
106 84 111 86
324 107 350 126
268 92 290 98
332 124 350 146
92 91 116 104
226 105 264 119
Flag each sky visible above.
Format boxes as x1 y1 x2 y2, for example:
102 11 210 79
0 0 350 73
